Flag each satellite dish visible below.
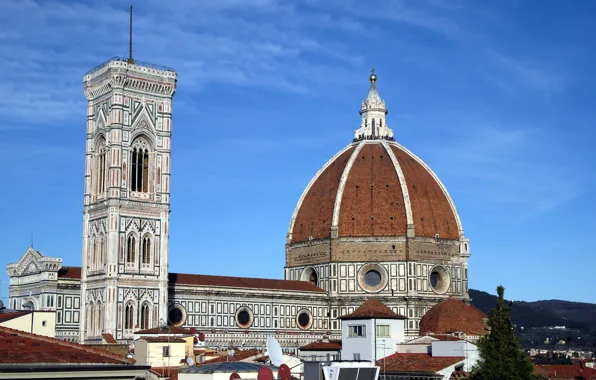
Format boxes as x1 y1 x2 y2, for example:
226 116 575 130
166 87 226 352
267 337 284 367
257 367 274 380
278 364 291 380
230 372 241 380
186 356 195 367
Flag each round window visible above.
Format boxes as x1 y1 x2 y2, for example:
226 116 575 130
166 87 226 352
235 307 253 328
168 304 186 327
365 270 382 287
296 309 313 330
357 263 388 293
429 265 450 294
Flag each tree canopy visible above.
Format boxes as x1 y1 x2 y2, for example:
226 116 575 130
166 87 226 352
472 286 537 380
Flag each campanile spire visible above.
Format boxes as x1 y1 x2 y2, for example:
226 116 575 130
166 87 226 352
354 69 394 141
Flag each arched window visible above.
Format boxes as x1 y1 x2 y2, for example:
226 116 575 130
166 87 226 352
96 138 107 194
89 236 96 270
126 236 136 264
99 234 105 268
124 303 135 330
88 303 95 337
140 302 150 330
130 138 150 193
142 235 151 264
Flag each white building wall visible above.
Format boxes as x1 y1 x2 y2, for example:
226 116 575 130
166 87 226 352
341 318 405 363
431 341 479 372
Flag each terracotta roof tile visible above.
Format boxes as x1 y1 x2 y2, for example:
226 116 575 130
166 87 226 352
195 349 262 367
339 299 407 320
102 333 117 344
140 336 187 343
291 146 356 243
533 364 596 379
0 311 29 323
299 340 342 351
0 326 134 364
290 140 462 244
57 266 82 279
419 298 488 337
169 273 324 293
377 353 464 373
135 326 195 335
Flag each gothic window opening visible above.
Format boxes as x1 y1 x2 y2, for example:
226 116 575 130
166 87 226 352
96 139 107 194
99 235 105 268
89 236 96 270
140 302 150 330
142 235 151 265
125 303 135 330
130 138 150 193
127 236 136 264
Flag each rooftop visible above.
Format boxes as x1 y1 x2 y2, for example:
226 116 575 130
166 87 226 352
339 299 407 320
57 266 81 279
135 326 195 335
419 298 488 337
85 56 175 76
139 336 187 343
0 311 29 323
299 340 342 351
377 353 464 374
196 349 263 367
0 326 135 365
533 363 596 379
169 273 325 293
182 362 272 374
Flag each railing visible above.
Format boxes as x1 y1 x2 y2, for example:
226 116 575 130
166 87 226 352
86 56 176 76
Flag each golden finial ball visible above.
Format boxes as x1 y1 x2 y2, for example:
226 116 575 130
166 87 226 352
369 70 377 84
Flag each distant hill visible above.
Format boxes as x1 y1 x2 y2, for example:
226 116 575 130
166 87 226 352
469 289 596 330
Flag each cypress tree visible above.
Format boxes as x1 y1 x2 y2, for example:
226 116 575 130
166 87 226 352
472 286 536 380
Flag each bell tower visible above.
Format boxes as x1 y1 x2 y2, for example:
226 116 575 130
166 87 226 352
80 52 177 341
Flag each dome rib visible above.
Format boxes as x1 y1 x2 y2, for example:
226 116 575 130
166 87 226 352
389 142 464 239
331 142 365 231
382 140 414 228
287 144 356 244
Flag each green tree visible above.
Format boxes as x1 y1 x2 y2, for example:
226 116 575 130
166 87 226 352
472 286 537 380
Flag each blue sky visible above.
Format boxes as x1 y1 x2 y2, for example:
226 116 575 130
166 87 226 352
1 0 595 303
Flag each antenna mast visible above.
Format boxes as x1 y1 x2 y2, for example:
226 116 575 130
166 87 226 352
127 5 134 64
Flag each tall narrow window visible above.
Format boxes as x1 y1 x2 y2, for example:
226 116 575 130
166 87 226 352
142 235 151 264
89 236 96 270
127 236 136 264
125 303 134 330
140 303 150 330
95 139 107 195
130 138 150 193
99 235 105 268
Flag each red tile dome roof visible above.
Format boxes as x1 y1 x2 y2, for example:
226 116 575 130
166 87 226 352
419 298 488 337
288 140 463 244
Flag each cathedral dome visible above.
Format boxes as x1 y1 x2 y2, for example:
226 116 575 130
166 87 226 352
287 72 463 245
419 298 488 337
287 139 462 244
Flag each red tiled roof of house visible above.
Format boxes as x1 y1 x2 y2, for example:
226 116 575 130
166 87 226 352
0 311 29 323
102 333 117 344
195 349 263 366
135 326 195 335
419 298 488 337
451 371 472 379
377 353 464 373
533 364 596 379
339 299 407 320
0 326 135 364
57 266 82 279
299 340 342 351
140 336 187 343
169 273 325 292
